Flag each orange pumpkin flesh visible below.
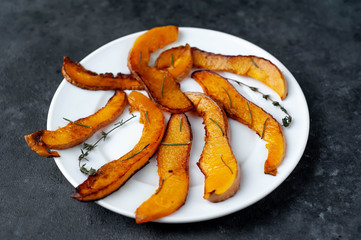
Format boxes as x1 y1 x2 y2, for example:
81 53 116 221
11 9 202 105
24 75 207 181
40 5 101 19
62 56 144 90
155 44 193 82
128 26 193 113
186 92 240 202
192 70 285 175
135 114 192 223
155 46 287 100
71 91 165 201
24 90 127 158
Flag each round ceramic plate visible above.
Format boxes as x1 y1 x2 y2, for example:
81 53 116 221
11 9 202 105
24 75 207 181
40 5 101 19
48 27 309 223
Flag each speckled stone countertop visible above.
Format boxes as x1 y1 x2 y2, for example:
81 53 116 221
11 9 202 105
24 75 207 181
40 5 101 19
1 0 360 239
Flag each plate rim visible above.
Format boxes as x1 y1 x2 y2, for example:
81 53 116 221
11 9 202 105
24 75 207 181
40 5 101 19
47 26 310 223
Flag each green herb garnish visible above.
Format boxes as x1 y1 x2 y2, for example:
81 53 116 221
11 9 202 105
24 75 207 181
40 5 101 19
250 57 261 70
171 53 174 67
261 118 269 139
77 114 137 175
145 111 149 123
227 78 292 127
121 144 150 162
220 154 233 174
221 86 232 109
247 101 253 127
80 164 96 176
155 177 165 194
160 141 191 146
161 76 165 98
63 118 92 128
209 118 224 136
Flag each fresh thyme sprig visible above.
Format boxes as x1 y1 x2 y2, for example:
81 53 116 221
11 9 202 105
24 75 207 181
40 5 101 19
171 53 174 68
227 78 292 127
63 118 93 128
80 163 96 176
78 114 137 175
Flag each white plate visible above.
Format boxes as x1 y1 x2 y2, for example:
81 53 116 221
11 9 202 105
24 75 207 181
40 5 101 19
48 27 309 223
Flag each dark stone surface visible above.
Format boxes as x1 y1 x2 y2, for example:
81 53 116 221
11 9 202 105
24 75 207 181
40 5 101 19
1 0 360 239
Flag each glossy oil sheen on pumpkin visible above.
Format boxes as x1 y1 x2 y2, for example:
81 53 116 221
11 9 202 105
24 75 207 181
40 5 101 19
155 44 193 82
127 26 193 113
135 114 192 223
192 70 285 175
62 56 144 90
155 45 287 100
71 91 165 201
186 92 240 202
24 90 127 158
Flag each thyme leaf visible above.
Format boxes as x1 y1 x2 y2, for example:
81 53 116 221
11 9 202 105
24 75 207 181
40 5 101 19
282 115 292 127
250 87 258 92
160 141 191 146
247 101 253 127
101 131 107 140
155 177 165 194
77 114 137 174
261 118 269 139
221 86 232 109
171 53 174 68
161 76 165 98
220 154 233 174
121 144 150 162
145 111 149 123
227 78 292 127
63 118 92 128
250 57 261 70
80 163 96 176
209 118 224 136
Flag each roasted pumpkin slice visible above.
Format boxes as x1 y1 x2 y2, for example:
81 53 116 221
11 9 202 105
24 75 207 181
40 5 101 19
24 91 127 158
128 25 193 113
192 70 285 175
155 46 287 100
71 91 165 201
186 92 240 202
62 56 144 90
135 113 192 223
155 44 193 82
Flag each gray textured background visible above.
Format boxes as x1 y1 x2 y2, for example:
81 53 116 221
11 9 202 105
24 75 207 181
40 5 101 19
1 0 360 239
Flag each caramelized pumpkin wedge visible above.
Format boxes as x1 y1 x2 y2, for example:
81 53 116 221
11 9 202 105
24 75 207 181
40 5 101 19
135 114 192 223
62 56 144 90
192 71 285 175
186 92 240 202
24 91 127 158
155 44 193 82
155 46 287 100
71 91 165 201
128 26 193 113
